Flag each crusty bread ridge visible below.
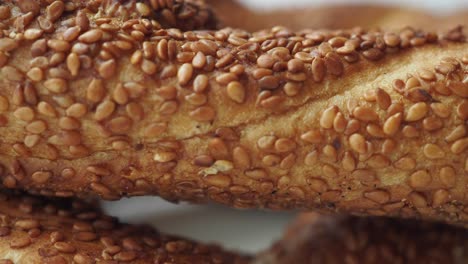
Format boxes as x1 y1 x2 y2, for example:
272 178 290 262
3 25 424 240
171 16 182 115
254 212 468 264
0 1 467 226
0 190 249 264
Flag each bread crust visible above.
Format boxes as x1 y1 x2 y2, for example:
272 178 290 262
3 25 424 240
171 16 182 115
0 190 249 264
255 213 468 264
0 1 467 225
207 0 468 31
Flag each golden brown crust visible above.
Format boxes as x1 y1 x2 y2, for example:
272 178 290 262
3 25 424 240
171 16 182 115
0 1 467 225
0 190 249 264
254 213 468 264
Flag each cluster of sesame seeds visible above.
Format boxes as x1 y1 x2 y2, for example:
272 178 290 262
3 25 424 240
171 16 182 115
0 0 466 225
0 190 249 263
254 213 468 264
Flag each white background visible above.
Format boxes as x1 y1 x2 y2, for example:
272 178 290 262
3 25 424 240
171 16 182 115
104 0 467 255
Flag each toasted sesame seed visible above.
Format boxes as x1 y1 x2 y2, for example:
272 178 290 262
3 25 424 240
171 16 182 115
26 120 47 134
216 73 238 85
257 54 275 69
409 170 432 189
233 147 250 169
178 63 193 86
79 29 103 44
192 51 206 69
47 39 71 52
439 166 456 187
99 59 116 79
311 57 325 82
324 53 343 76
153 151 177 163
349 133 367 154
54 242 76 254
94 101 115 121
405 102 428 122
383 113 402 136
185 93 207 106
457 101 468 120
26 67 44 82
0 96 8 113
10 236 31 249
14 107 35 121
63 26 81 42
409 192 427 207
275 138 296 153
287 59 304 73
451 138 468 154
74 231 97 242
364 190 390 204
193 74 209 93
283 82 301 97
87 79 105 103
0 38 18 52
107 116 132 134
353 106 378 122
49 131 81 146
375 88 391 110
15 219 40 230
342 152 356 171
46 1 65 22
67 53 80 77
320 106 339 129
44 78 68 93
24 28 44 40
190 106 215 122
66 103 87 118
31 170 53 183
226 81 246 103
431 103 450 118
363 48 384 61
445 125 466 142
24 135 40 148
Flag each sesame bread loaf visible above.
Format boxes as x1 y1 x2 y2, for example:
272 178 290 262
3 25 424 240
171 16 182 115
0 1 467 225
254 213 468 264
0 190 249 264
208 0 468 31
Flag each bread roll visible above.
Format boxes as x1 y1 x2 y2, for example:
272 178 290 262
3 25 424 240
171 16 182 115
0 1 467 225
0 190 249 264
254 213 468 264
207 0 467 31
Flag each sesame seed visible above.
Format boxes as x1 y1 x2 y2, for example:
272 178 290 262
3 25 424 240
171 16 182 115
44 78 68 93
353 106 378 122
226 81 245 103
87 79 105 103
320 106 339 129
94 101 116 121
79 29 103 44
10 236 32 249
14 107 35 121
405 102 428 122
383 113 402 136
0 38 18 52
178 63 193 86
451 138 468 154
26 120 47 134
311 57 325 82
349 133 367 154
31 171 52 183
439 166 456 187
107 116 132 134
190 106 215 122
409 170 432 189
